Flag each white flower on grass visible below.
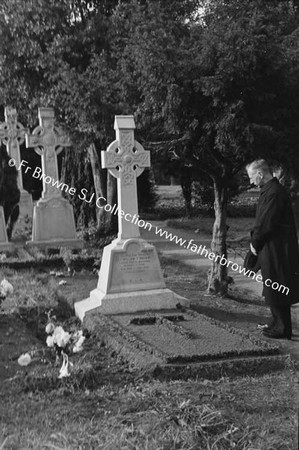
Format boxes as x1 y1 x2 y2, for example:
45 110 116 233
0 279 13 296
55 272 64 277
45 323 55 334
58 352 70 378
17 353 32 366
72 330 82 341
53 326 71 348
46 335 55 348
73 334 86 353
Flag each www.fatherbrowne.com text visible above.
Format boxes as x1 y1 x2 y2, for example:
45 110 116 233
11 158 289 295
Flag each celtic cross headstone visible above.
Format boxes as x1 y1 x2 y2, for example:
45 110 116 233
102 116 150 239
25 107 82 248
75 115 185 320
0 107 27 190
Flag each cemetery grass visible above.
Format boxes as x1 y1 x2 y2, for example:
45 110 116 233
146 185 258 221
0 265 298 449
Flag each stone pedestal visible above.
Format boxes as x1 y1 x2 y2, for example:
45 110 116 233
27 197 83 249
0 206 14 251
75 238 186 320
19 190 33 219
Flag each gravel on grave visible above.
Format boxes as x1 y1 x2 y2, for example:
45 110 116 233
113 311 278 363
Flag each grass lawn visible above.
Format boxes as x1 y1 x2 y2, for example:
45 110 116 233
0 260 298 450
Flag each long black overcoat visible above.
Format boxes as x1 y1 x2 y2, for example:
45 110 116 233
251 177 299 306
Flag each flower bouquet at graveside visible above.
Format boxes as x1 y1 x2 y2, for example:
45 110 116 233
45 310 90 378
0 278 14 305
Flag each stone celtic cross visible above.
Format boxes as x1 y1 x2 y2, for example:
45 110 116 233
25 108 71 199
102 116 150 239
0 107 27 190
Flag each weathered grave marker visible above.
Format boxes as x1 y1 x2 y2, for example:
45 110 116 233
0 107 33 220
75 115 188 320
25 107 82 248
0 206 14 251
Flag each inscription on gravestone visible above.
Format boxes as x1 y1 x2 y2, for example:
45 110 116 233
120 252 152 272
109 242 162 292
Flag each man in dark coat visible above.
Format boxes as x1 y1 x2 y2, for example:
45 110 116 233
246 159 299 339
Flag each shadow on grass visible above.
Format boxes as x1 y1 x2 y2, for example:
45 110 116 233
226 291 263 307
190 303 269 328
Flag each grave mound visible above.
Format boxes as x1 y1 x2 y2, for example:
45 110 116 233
83 309 289 380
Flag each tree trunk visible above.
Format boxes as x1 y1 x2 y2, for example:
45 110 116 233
105 172 117 234
87 142 107 232
87 143 118 235
208 178 229 295
181 168 192 218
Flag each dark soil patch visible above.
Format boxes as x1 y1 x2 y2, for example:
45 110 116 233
0 314 42 383
0 311 136 394
0 269 137 393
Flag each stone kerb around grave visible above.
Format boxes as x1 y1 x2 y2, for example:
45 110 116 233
25 107 83 249
75 115 189 321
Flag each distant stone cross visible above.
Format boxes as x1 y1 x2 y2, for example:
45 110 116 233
25 108 71 199
0 107 27 190
102 116 150 239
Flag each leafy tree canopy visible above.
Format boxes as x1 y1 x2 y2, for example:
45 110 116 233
0 0 299 291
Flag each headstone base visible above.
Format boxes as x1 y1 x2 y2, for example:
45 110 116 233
12 190 33 239
97 237 168 294
26 238 83 250
0 243 14 252
75 236 190 320
75 288 189 320
19 190 33 219
27 196 83 249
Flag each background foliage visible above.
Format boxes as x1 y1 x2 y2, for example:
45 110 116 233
0 0 299 289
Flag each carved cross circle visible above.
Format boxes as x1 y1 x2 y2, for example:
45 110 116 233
0 122 26 145
103 140 150 185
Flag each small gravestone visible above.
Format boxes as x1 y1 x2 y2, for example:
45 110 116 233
0 206 14 251
25 108 82 248
0 107 33 220
75 116 188 320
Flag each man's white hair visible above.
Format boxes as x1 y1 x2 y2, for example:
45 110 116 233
246 159 271 174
